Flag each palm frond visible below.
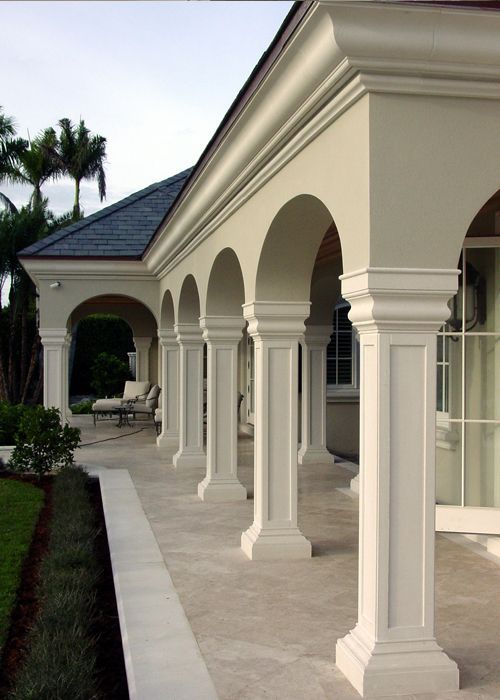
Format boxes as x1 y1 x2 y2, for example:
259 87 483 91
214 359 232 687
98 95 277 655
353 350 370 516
0 191 18 214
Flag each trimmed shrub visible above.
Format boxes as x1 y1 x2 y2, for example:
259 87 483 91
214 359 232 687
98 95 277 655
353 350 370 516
70 314 134 395
9 407 80 479
90 352 131 398
0 403 33 446
70 400 93 415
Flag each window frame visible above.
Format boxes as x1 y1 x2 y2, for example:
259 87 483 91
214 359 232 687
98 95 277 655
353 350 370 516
326 299 360 402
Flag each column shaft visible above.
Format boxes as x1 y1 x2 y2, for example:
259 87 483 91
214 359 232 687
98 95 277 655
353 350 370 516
298 325 334 465
198 317 246 501
157 329 179 450
173 324 205 469
40 328 71 424
133 336 152 382
241 302 312 560
335 268 459 697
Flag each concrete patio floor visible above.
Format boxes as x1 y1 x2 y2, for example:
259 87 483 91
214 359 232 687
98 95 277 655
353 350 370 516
73 416 500 700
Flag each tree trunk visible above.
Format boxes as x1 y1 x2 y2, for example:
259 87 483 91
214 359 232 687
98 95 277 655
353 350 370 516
73 179 81 220
20 304 28 394
20 333 40 404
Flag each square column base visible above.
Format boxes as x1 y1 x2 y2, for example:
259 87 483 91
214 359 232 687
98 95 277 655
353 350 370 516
336 629 459 697
198 476 247 502
156 434 178 450
298 446 335 465
173 450 206 469
241 523 312 560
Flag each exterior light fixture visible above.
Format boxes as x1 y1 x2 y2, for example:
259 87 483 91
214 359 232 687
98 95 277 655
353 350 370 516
449 261 486 332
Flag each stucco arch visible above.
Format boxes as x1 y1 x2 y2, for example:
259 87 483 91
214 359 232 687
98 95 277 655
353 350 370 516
160 289 176 328
464 187 500 244
70 294 157 337
307 226 344 325
255 194 336 302
177 274 201 324
205 248 245 317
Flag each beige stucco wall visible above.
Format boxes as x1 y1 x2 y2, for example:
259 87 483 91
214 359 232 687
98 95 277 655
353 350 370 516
326 401 360 459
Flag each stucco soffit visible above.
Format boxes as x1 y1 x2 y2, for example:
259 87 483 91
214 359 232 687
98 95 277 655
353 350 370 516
21 258 153 287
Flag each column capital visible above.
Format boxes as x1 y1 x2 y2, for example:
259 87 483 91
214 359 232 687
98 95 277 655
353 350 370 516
133 336 153 351
199 316 244 343
303 324 333 346
174 323 203 344
340 267 459 333
157 328 177 346
39 328 69 346
243 301 310 339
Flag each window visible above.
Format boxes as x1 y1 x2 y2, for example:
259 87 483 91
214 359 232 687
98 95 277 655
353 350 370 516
436 239 500 506
327 299 359 399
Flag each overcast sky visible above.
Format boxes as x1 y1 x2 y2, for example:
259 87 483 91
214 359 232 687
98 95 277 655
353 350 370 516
1 0 293 216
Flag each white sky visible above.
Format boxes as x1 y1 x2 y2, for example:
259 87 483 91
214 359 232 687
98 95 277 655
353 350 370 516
1 0 293 216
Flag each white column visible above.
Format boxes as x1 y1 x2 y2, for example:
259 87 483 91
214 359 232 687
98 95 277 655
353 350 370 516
64 332 72 417
335 268 460 697
157 329 179 450
133 336 152 382
172 324 206 469
40 328 71 424
241 302 312 560
198 317 247 502
298 325 334 465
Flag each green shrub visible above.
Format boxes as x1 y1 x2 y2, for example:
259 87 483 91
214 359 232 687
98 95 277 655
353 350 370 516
9 407 80 479
0 402 33 445
70 400 93 415
70 314 134 395
90 351 131 398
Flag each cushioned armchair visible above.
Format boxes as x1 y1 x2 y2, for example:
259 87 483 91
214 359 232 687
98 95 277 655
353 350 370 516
92 381 151 424
131 384 161 421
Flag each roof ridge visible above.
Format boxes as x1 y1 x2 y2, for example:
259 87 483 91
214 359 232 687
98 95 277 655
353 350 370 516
26 168 192 255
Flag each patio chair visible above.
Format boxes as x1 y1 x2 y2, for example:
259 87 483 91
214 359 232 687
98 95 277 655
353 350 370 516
92 380 151 424
131 384 161 421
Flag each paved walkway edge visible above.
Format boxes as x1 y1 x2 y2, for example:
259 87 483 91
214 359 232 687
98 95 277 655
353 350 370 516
84 465 219 700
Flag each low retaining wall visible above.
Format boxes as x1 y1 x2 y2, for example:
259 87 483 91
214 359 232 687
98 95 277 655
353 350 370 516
84 465 218 700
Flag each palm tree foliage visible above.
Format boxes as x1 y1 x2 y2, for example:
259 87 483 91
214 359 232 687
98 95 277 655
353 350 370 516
49 118 107 220
0 203 48 403
7 128 61 208
0 108 108 404
0 107 27 213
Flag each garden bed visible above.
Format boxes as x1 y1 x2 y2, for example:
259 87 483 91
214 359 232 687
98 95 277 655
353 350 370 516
0 469 129 699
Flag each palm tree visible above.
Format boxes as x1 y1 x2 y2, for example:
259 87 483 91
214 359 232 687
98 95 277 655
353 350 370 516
8 128 61 208
0 107 27 213
51 118 107 219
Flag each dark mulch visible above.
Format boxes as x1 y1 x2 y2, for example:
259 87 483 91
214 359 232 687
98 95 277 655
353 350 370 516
0 470 129 699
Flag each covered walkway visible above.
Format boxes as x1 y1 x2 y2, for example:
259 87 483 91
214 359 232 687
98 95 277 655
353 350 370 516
75 417 500 700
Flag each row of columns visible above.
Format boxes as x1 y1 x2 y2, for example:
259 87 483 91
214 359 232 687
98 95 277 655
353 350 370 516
154 269 460 696
155 306 333 557
41 267 460 695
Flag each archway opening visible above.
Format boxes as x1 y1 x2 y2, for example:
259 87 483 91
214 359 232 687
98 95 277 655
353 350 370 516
69 294 158 404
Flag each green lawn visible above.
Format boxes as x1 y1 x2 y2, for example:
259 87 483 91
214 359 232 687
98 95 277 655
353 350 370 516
0 479 44 651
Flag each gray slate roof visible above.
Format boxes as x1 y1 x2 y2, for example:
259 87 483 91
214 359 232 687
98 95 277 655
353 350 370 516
20 168 192 258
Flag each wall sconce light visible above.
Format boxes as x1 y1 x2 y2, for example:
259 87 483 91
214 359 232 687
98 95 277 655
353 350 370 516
49 281 61 289
449 261 486 332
